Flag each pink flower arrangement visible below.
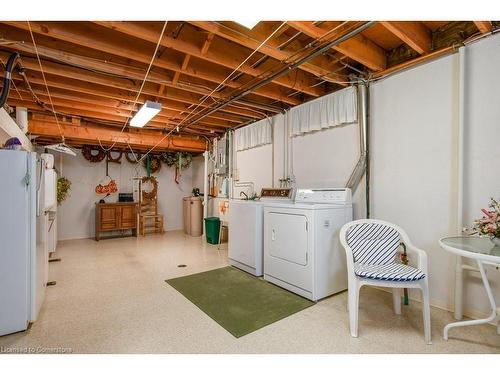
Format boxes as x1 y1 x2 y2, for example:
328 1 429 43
471 198 500 238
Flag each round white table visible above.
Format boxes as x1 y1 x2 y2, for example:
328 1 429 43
439 236 500 340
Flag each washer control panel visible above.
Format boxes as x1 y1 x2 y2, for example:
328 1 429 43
260 188 294 200
295 188 352 204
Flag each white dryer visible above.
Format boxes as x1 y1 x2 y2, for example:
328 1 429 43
228 188 294 276
263 188 352 301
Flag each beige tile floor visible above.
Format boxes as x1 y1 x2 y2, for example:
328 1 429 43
1 231 499 354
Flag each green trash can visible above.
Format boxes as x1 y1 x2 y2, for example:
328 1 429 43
204 217 221 245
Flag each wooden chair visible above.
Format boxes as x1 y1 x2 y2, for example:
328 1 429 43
138 177 164 236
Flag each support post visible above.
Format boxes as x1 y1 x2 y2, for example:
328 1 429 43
203 150 209 236
454 46 466 320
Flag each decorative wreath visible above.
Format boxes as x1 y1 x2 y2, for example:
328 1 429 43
142 155 162 174
57 177 71 205
125 150 142 164
160 152 192 169
141 176 158 200
82 145 106 163
107 149 123 163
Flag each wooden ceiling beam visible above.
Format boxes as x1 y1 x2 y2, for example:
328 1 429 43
0 50 264 121
286 21 387 71
172 54 191 86
93 21 325 97
200 32 215 55
6 96 232 132
473 21 493 34
6 82 240 128
188 21 348 84
1 21 300 106
30 113 223 137
28 119 208 152
380 21 431 54
4 68 246 127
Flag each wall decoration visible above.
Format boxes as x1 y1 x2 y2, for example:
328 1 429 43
107 149 123 163
125 150 142 164
141 176 158 200
160 151 193 169
160 151 178 167
57 176 71 205
82 145 106 162
95 177 118 195
142 155 161 174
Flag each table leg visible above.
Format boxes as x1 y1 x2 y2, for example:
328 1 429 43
444 260 497 340
454 255 463 320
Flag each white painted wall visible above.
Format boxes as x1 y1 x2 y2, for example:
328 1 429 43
462 34 500 315
370 54 459 311
55 152 193 240
235 144 273 194
191 155 205 193
370 33 500 318
290 123 366 219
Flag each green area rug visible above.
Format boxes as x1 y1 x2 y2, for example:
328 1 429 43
165 266 314 338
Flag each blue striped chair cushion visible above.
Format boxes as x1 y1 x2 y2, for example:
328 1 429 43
346 223 401 265
354 262 426 281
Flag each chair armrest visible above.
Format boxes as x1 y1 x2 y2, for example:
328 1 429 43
405 242 428 275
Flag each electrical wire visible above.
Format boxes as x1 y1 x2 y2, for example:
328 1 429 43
97 20 168 152
135 22 289 163
0 57 23 100
27 21 65 142
169 22 287 131
177 21 365 129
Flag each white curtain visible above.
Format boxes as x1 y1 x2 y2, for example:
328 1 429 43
235 116 273 152
288 86 357 136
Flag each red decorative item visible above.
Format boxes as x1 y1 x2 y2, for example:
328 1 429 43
95 178 118 195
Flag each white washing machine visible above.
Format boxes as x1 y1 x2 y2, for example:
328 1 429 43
228 188 294 276
263 188 352 301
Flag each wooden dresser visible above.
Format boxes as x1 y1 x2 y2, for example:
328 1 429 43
95 202 138 241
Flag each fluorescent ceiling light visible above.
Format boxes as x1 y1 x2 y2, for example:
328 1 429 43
235 20 260 29
45 143 77 156
130 101 161 128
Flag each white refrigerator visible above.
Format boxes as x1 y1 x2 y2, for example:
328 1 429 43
0 150 49 336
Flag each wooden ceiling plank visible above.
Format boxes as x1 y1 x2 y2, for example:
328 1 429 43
1 21 300 105
188 21 348 85
93 21 324 97
6 81 242 127
200 32 215 55
380 21 431 54
0 50 266 120
473 21 493 34
28 119 208 152
7 94 237 131
286 21 387 71
172 54 191 86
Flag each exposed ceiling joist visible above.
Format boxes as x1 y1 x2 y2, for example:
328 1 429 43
92 21 325 97
29 119 208 152
286 21 387 71
473 21 493 34
380 21 431 54
188 21 348 85
0 21 301 106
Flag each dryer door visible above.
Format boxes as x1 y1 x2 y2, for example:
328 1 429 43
264 208 312 293
267 212 308 265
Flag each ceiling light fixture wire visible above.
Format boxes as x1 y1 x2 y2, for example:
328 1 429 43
96 20 168 152
136 21 288 163
27 21 65 142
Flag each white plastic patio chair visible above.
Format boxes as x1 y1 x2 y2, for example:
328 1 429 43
339 219 431 344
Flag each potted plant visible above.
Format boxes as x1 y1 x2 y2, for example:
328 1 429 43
471 197 500 246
